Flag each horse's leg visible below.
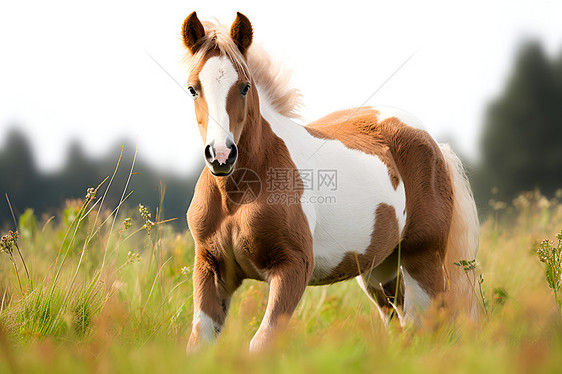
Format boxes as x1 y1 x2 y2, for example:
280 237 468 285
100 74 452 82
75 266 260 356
250 259 312 352
401 248 446 323
356 251 405 324
187 249 237 352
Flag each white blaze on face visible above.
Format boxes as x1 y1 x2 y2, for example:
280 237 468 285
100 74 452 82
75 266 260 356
199 56 238 164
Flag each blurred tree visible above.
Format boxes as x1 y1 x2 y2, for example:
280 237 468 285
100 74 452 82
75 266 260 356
0 128 41 222
51 141 99 201
478 41 562 205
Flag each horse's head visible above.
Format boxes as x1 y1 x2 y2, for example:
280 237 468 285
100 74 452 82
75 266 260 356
182 12 254 177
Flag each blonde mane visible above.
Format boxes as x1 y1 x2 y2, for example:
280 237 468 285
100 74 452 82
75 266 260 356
185 21 302 119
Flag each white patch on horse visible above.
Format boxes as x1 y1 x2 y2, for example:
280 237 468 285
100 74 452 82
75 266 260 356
257 89 407 283
199 56 238 160
373 105 426 130
193 309 217 342
402 269 431 322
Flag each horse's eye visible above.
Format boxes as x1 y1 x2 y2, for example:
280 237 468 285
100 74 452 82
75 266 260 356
188 86 197 98
241 83 250 96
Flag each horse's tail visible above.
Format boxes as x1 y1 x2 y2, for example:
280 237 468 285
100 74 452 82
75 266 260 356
439 144 480 320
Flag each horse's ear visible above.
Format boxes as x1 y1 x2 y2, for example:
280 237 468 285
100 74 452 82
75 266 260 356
230 12 253 56
182 12 205 55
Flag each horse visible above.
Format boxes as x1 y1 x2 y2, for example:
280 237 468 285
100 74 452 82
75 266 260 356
181 12 480 352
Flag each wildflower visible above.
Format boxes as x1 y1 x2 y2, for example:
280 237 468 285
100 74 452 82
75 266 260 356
138 204 154 232
181 266 191 276
454 259 477 272
127 251 142 263
0 235 13 255
536 231 562 306
123 218 132 230
139 204 151 221
537 239 552 263
0 231 18 256
0 230 27 293
85 187 96 199
454 258 488 313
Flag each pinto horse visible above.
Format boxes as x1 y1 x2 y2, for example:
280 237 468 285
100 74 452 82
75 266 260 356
181 12 479 352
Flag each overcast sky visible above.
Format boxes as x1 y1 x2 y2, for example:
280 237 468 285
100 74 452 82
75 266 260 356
1 0 561 176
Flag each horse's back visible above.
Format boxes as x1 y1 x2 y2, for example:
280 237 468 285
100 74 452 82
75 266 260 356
307 106 425 137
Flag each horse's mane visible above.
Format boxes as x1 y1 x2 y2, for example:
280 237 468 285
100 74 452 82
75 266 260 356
186 21 302 119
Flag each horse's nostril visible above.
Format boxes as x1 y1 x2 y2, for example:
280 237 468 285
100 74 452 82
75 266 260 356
228 143 238 162
204 144 214 162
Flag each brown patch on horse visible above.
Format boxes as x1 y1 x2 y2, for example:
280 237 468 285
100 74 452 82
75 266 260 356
312 203 400 285
306 110 401 190
307 107 453 296
377 116 453 297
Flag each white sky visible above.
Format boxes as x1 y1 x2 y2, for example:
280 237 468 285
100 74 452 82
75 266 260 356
1 0 561 176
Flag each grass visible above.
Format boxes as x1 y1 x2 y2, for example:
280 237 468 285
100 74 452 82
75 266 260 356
1 183 562 373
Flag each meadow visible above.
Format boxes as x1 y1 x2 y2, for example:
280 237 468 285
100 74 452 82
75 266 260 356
1 172 562 373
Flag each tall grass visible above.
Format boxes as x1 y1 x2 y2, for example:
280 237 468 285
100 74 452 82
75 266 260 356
1 185 562 373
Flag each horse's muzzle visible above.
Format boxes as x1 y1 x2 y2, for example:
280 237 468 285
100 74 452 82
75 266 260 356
204 141 238 176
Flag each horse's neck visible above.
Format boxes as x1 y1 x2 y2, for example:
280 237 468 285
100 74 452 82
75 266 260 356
256 98 312 159
238 100 306 169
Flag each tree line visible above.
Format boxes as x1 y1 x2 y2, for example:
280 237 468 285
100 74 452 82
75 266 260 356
0 131 199 229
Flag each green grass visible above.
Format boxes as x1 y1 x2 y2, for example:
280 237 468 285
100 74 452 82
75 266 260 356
1 186 562 373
